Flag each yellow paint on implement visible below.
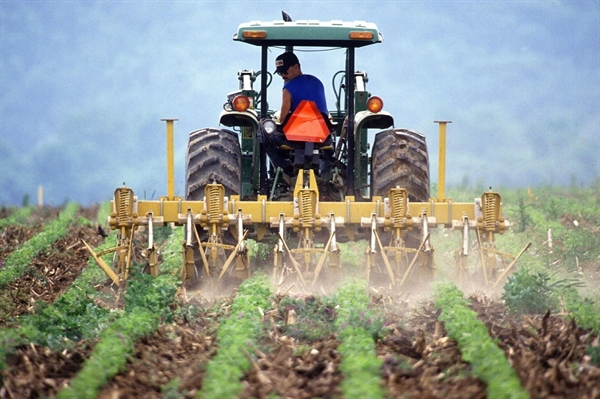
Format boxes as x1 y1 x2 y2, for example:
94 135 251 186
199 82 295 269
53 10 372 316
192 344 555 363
81 240 120 286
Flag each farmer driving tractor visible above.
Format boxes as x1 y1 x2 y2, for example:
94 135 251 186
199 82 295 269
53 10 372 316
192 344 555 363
262 51 334 175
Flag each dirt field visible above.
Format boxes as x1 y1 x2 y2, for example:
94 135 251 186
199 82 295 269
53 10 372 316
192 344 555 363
0 206 598 399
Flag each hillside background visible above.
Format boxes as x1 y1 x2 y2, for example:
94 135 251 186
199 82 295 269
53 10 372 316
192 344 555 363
1 0 598 206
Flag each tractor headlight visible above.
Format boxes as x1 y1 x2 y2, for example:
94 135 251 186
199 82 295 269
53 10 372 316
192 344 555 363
262 119 277 134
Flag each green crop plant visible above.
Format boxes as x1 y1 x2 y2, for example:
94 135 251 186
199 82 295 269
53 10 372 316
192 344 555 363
56 227 184 399
333 280 387 340
277 294 336 341
333 280 370 318
0 231 119 373
20 294 116 349
158 226 184 274
56 309 159 399
502 267 584 315
562 290 600 363
554 227 600 269
0 202 79 287
124 226 182 319
435 283 528 399
96 201 111 225
574 305 600 367
502 268 557 314
566 296 600 334
333 279 386 399
198 274 272 399
587 341 600 366
337 326 385 399
0 206 33 230
246 238 272 264
339 240 368 271
124 272 178 321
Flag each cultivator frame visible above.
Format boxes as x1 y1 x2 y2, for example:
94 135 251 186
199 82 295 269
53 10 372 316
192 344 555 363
86 120 526 289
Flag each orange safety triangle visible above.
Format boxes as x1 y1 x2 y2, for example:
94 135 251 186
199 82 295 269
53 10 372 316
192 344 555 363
283 100 329 143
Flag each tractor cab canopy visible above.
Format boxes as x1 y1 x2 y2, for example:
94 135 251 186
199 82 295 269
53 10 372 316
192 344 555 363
234 20 383 48
233 17 383 194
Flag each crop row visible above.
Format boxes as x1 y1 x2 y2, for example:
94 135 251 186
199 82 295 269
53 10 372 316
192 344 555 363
199 275 272 398
2 205 596 398
0 206 34 230
0 203 79 288
434 282 529 399
332 280 386 399
0 208 118 372
56 227 182 399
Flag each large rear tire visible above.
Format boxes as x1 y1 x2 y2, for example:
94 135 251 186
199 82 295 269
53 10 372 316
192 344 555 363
370 128 433 287
371 128 430 201
186 128 241 199
185 128 242 284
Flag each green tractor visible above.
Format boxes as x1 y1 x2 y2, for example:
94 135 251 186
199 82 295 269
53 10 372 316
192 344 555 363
184 14 434 287
186 15 430 206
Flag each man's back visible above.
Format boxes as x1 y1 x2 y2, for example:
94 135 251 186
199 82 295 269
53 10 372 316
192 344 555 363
284 74 328 115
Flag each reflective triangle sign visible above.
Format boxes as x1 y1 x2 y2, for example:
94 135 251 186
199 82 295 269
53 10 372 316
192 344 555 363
283 100 329 143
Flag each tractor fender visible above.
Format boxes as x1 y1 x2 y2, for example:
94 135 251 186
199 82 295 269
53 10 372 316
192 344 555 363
354 110 394 132
218 109 259 130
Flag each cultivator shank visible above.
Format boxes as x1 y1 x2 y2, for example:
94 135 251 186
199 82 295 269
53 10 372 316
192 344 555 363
451 191 528 287
361 187 436 286
83 187 141 286
271 170 343 288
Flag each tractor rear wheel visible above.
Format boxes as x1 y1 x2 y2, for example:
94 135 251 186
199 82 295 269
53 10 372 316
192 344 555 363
371 128 433 287
186 127 242 199
371 128 430 201
185 128 241 284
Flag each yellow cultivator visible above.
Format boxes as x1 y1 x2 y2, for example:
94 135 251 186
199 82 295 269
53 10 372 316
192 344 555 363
86 120 524 290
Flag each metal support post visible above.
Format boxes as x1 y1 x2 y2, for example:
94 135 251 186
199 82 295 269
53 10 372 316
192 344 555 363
434 121 451 202
162 118 178 201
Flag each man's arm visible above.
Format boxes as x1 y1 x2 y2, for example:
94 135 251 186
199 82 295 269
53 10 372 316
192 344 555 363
279 88 292 122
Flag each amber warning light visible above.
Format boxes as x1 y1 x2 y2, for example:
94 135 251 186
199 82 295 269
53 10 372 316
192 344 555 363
233 95 250 112
242 30 267 39
349 31 374 40
366 96 383 113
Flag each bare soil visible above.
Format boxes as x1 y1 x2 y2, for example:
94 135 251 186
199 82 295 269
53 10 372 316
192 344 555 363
0 222 104 325
0 207 599 399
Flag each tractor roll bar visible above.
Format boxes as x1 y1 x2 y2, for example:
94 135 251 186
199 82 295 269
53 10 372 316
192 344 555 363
346 47 355 195
260 46 269 194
